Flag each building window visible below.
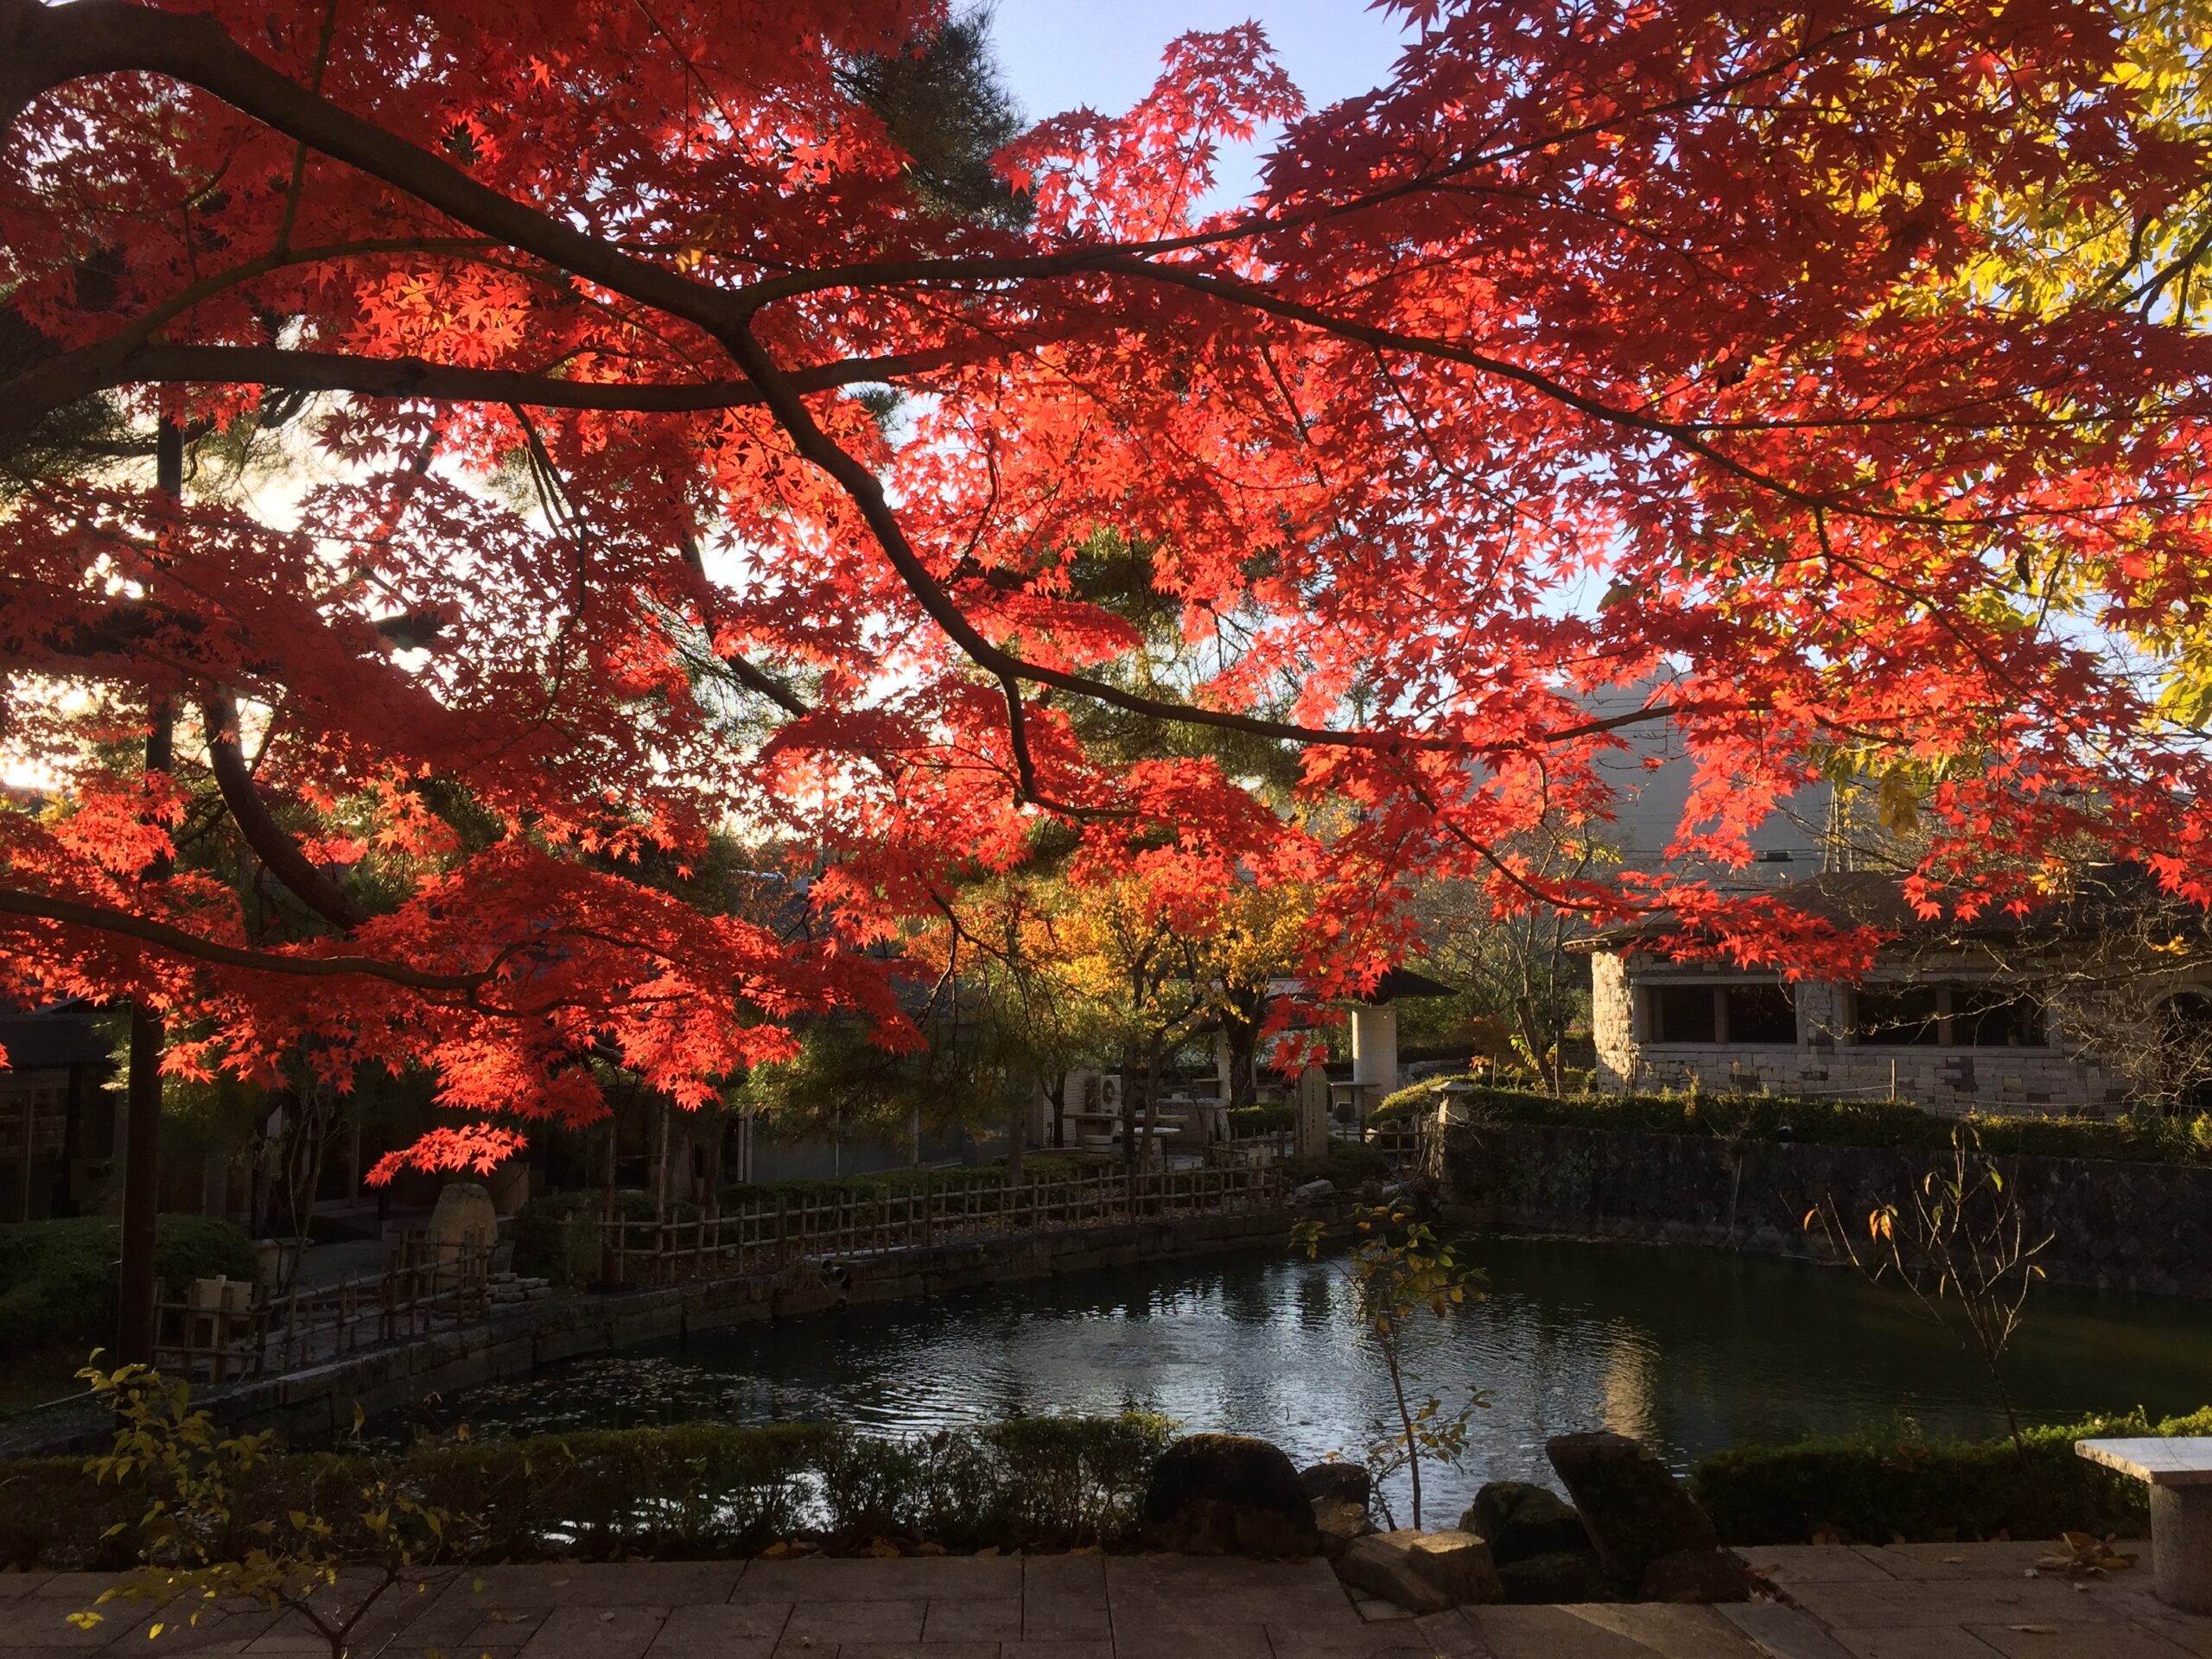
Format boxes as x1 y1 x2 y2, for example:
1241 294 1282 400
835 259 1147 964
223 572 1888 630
1849 982 2044 1048
1650 983 1717 1044
1645 981 1796 1045
1855 984 1942 1046
1726 982 1799 1044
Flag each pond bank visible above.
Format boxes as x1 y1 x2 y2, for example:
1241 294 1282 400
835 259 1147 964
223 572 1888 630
0 1205 1297 1459
1438 1118 2212 1298
355 1233 2212 1518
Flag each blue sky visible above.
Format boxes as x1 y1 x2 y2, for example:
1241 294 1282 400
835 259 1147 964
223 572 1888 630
988 1 1413 209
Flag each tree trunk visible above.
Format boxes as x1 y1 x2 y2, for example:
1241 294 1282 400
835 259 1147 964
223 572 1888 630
1228 1021 1260 1111
117 999 166 1364
118 422 182 1365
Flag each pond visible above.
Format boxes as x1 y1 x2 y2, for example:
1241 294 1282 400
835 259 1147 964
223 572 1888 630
378 1236 2212 1521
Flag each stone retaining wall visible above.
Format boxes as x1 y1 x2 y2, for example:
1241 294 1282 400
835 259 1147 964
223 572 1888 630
1437 1121 2212 1299
2 1207 1298 1458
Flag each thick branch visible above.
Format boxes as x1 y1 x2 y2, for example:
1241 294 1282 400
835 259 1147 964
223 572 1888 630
0 887 488 989
201 695 365 929
8 0 1711 767
100 342 972 412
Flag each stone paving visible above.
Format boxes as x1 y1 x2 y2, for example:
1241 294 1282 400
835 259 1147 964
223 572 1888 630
0 1542 2205 1659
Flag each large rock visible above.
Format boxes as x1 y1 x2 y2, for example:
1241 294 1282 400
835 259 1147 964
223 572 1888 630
427 1182 499 1267
1465 1480 1590 1565
1638 1548 1751 1605
1336 1529 1503 1614
1545 1432 1718 1586
1313 1497 1376 1560
1300 1461 1371 1506
1498 1549 1613 1605
1143 1434 1319 1557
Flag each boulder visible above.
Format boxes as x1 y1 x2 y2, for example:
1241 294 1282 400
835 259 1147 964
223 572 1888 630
1638 1548 1751 1605
1498 1549 1614 1605
427 1181 499 1264
1336 1529 1503 1614
1143 1434 1319 1557
1545 1431 1718 1585
1464 1480 1590 1565
1313 1496 1376 1560
1293 1178 1336 1202
1300 1460 1372 1506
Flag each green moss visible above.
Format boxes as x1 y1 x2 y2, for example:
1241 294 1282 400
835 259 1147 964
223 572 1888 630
0 1413 1177 1569
1689 1408 2212 1544
1378 1078 2212 1166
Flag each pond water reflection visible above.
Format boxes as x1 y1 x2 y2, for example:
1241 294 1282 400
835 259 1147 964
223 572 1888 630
383 1236 2212 1516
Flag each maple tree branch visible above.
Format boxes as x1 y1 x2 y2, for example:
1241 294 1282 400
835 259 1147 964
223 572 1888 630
725 324 1687 765
200 694 365 930
2 0 1834 521
3 0 732 337
4 0 1758 771
0 887 488 989
97 342 974 413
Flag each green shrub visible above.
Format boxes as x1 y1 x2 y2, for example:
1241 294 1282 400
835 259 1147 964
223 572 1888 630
0 1413 1174 1569
0 1216 256 1353
1690 1407 2212 1545
1376 1077 2212 1166
1225 1104 1295 1136
1284 1141 1391 1186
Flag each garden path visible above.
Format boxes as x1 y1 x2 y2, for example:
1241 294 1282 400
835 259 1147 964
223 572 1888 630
0 1542 2200 1658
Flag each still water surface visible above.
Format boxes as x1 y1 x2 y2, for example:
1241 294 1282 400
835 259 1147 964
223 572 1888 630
392 1236 2212 1509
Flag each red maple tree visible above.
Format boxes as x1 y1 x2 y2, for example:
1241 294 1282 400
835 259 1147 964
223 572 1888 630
3 0 2209 1204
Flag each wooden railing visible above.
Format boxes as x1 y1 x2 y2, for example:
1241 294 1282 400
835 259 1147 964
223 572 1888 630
600 1163 1289 1287
153 1233 494 1384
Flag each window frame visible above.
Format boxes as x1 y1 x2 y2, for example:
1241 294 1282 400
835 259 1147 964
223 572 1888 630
1844 980 2049 1051
1637 978 1801 1048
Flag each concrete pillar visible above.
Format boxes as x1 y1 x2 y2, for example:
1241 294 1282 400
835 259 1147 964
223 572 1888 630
1350 1002 1399 1103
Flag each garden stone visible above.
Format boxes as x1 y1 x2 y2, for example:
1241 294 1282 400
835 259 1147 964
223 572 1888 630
1293 1178 1336 1202
1465 1479 1589 1564
1300 1461 1371 1505
1142 1433 1319 1557
428 1182 499 1262
1545 1430 1718 1584
1313 1496 1376 1560
1498 1549 1613 1605
1335 1529 1503 1613
1637 1548 1751 1604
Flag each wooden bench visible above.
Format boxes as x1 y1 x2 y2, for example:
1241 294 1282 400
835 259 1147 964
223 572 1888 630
2076 1437 2212 1611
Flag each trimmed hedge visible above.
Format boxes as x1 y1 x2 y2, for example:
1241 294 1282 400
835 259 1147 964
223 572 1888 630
0 1414 1174 1570
1690 1407 2212 1545
1379 1077 2212 1166
1225 1103 1295 1136
0 1216 257 1352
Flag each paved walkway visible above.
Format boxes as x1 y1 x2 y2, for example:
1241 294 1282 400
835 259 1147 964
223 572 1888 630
0 1542 2202 1658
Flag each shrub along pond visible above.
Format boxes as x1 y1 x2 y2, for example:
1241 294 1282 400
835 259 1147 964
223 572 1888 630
370 1236 2212 1518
